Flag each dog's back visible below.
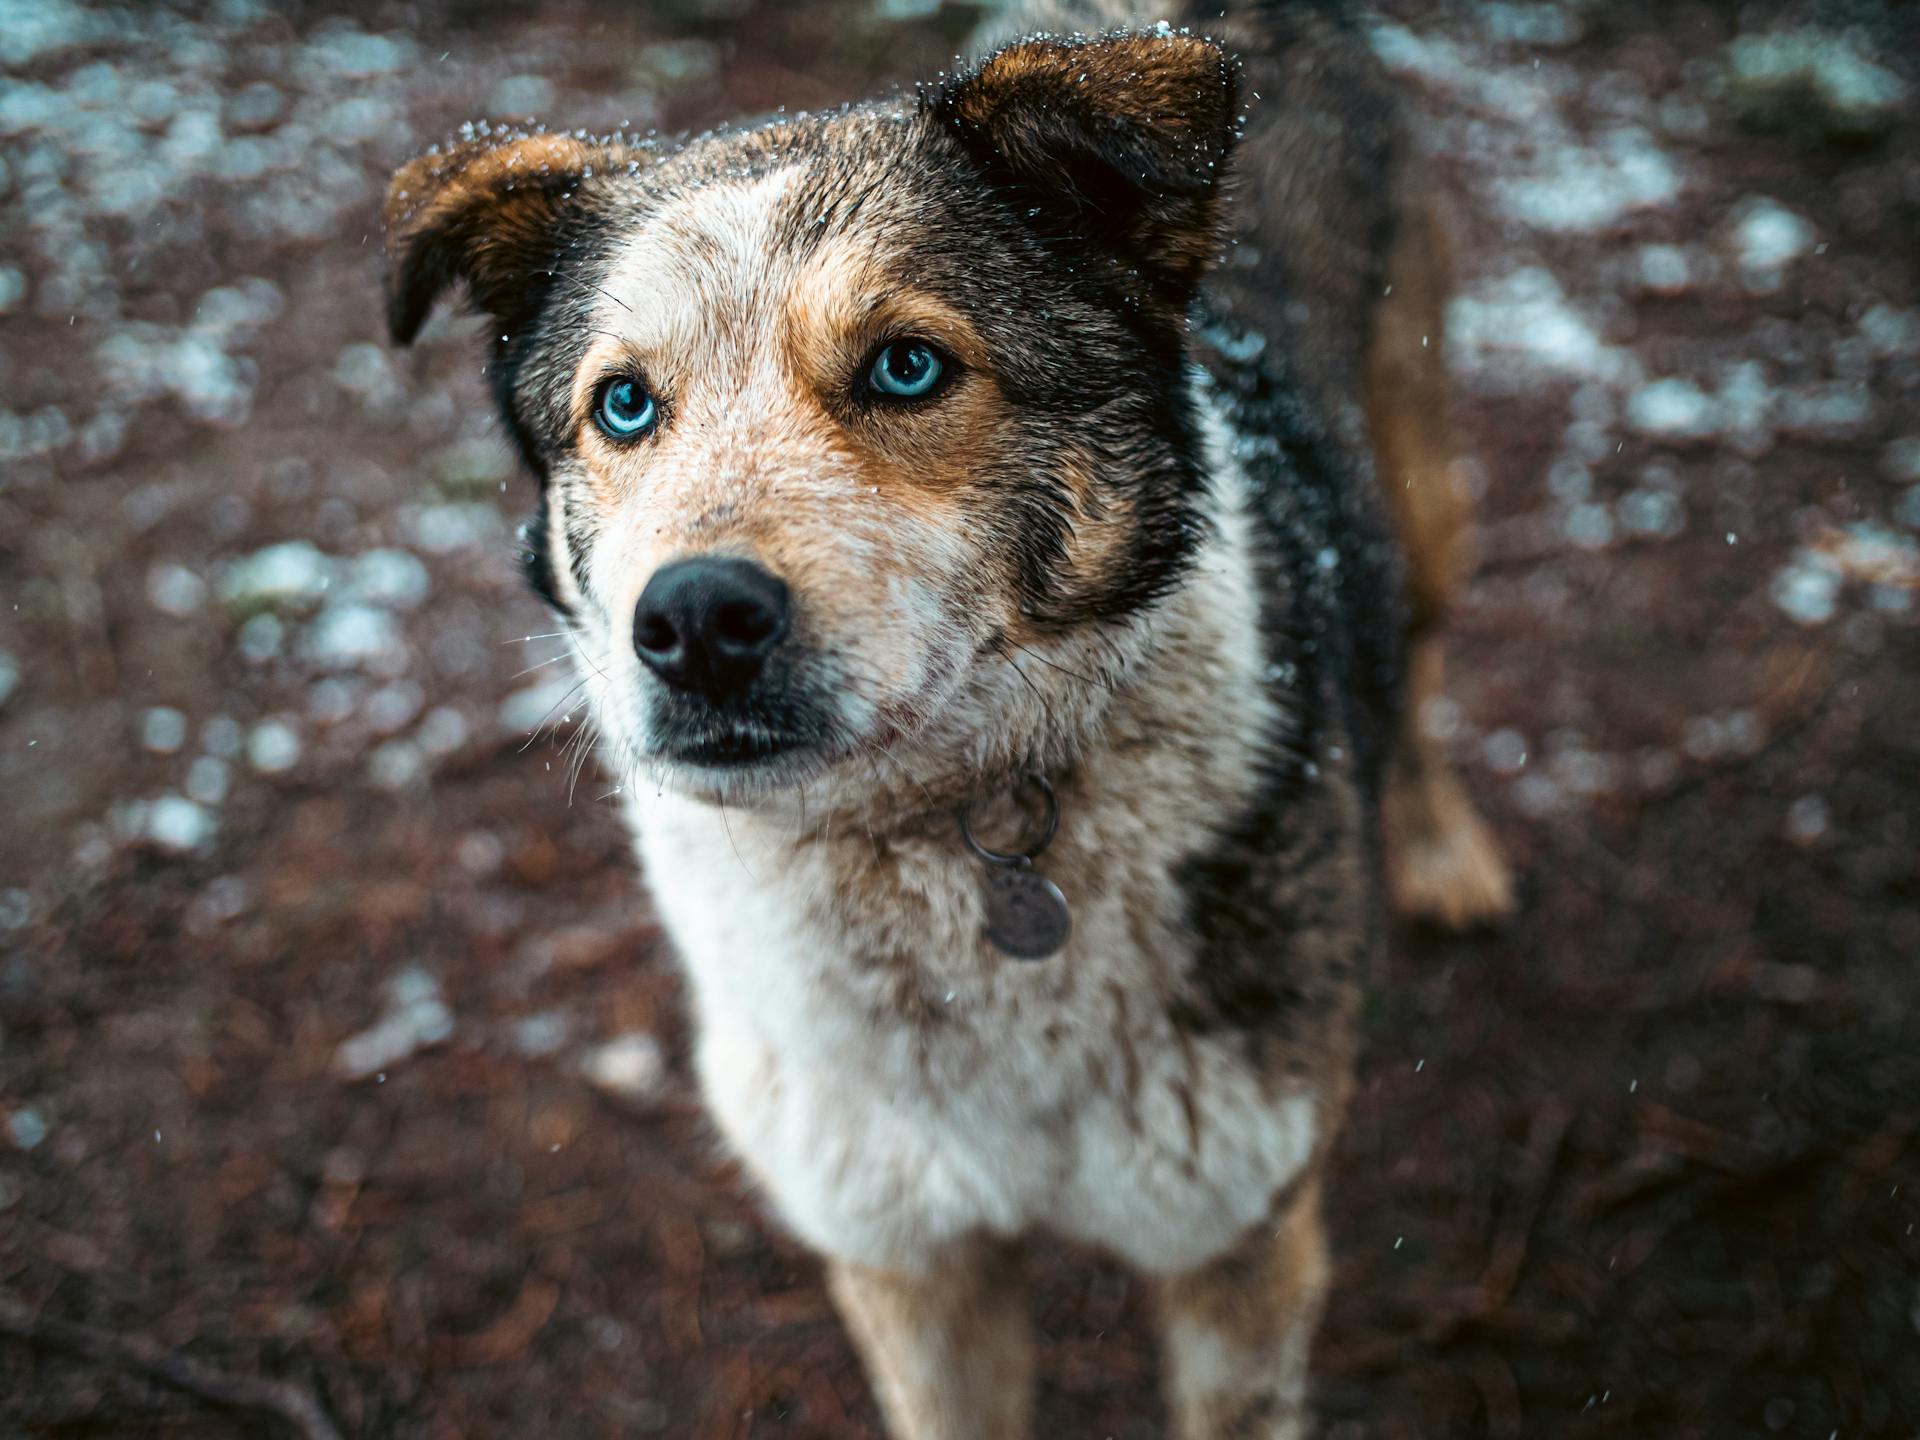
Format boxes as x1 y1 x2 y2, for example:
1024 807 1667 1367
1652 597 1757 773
984 0 1515 925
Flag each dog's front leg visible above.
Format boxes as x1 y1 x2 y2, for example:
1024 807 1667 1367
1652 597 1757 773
827 1236 1032 1440
1154 1178 1329 1440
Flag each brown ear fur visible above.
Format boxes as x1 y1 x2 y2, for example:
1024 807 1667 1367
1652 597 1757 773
928 31 1239 300
383 132 635 345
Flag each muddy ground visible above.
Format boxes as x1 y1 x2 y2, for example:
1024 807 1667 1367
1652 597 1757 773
2 1 1918 1436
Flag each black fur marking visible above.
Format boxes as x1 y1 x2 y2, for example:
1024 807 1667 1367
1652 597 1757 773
517 501 566 614
1172 306 1404 1039
883 119 1218 628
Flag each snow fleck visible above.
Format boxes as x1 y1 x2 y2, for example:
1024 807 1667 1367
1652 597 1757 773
1493 126 1680 232
202 716 243 759
1554 743 1617 797
1785 794 1829 846
358 681 420 737
1370 23 1557 126
246 717 302 774
1547 457 1591 504
1777 382 1871 441
237 613 284 662
1627 378 1718 443
457 832 505 876
225 80 285 131
1715 361 1776 454
1563 502 1615 550
1483 728 1529 775
304 26 417 80
1634 242 1695 296
580 1032 669 1106
302 603 404 671
305 680 355 727
1770 554 1842 626
185 756 231 807
1725 198 1815 290
220 540 332 614
1513 772 1561 817
140 707 188 755
1563 418 1613 463
1726 28 1907 141
1723 710 1764 755
1475 3 1581 48
1619 487 1686 539
345 549 430 610
333 965 455 1081
147 562 208 617
367 739 425 791
143 794 218 853
332 341 396 397
417 706 469 755
404 502 504 553
5 1107 47 1151
1811 523 1920 589
1681 714 1728 762
0 263 30 314
509 1010 572 1058
94 280 284 426
1858 305 1920 361
1450 267 1639 390
1637 748 1680 790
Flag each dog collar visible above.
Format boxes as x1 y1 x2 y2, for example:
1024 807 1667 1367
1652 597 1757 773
957 774 1072 961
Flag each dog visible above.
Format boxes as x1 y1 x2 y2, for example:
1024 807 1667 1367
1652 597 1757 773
383 2 1511 1433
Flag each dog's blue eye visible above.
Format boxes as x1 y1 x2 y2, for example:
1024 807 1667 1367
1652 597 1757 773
595 377 657 439
868 340 945 399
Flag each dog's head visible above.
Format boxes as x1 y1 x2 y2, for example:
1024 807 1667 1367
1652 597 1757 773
386 30 1238 804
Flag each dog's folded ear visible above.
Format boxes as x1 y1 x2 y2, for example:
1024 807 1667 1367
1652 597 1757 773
927 30 1239 303
384 132 637 346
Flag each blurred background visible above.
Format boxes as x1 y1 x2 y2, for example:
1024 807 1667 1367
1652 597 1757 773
1 1 1917 1435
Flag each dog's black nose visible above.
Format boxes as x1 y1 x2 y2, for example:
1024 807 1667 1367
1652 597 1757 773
633 556 790 701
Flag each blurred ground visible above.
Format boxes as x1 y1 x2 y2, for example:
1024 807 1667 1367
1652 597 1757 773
2 1 1918 1436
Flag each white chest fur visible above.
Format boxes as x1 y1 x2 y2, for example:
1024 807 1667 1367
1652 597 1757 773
620 395 1319 1277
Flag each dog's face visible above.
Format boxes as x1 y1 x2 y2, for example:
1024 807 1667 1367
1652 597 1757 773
386 32 1237 802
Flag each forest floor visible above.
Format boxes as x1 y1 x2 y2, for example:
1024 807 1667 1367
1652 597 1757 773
2 1 1917 1436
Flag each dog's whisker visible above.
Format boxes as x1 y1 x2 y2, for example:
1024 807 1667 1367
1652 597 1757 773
502 629 577 644
509 651 578 680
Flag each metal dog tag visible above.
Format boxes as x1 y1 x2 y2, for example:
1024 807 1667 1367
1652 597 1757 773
983 865 1072 961
960 774 1072 962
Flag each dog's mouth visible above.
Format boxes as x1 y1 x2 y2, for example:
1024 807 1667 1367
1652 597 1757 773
660 727 812 770
636 644 972 794
643 695 848 792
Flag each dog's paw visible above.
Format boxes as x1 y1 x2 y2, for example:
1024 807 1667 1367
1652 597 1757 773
1385 765 1516 931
